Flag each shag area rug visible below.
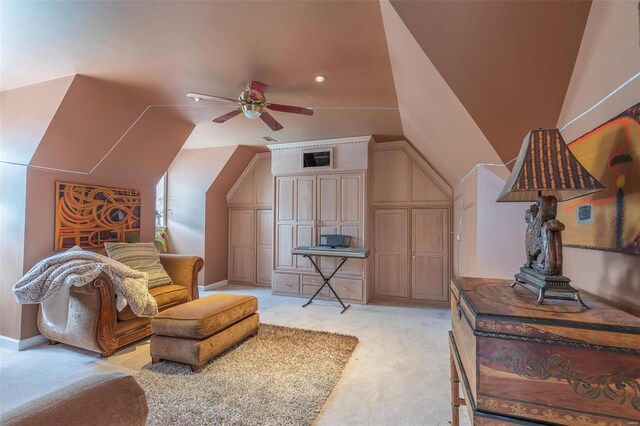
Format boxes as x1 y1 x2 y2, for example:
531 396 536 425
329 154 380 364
136 324 358 426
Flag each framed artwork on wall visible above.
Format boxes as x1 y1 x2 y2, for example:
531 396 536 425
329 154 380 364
54 181 141 250
558 102 639 255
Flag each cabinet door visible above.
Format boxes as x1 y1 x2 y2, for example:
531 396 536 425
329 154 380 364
295 176 316 269
277 177 295 222
296 176 315 222
412 208 449 301
339 173 364 275
374 209 409 298
276 224 295 269
229 209 255 283
256 209 273 285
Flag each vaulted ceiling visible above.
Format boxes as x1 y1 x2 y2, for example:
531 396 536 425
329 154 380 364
1 0 593 185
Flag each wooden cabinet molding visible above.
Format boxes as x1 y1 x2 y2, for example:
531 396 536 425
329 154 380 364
268 136 372 176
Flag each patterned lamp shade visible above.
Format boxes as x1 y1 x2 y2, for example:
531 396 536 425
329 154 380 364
497 129 604 202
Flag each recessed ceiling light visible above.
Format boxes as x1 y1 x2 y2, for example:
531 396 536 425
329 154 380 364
192 97 203 102
314 75 326 83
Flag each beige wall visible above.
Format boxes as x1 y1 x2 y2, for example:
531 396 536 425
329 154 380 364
556 1 640 309
475 167 525 279
453 171 478 277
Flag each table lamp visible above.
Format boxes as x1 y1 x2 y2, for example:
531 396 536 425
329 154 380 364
497 129 604 309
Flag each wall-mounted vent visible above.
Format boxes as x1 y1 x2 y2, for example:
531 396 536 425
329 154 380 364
263 136 277 143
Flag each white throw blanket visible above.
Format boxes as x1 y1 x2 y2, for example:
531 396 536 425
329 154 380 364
13 250 158 332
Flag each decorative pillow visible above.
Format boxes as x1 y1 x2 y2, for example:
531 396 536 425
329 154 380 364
104 242 172 288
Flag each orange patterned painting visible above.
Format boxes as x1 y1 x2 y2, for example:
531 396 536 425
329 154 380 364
54 181 141 250
558 103 640 255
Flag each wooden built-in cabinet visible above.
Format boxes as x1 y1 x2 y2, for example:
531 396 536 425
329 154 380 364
273 171 367 302
266 136 453 305
270 137 371 303
372 141 452 303
227 153 273 286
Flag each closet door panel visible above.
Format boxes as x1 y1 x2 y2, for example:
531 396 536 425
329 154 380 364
276 224 295 269
340 174 362 223
412 209 448 301
295 225 314 270
340 225 363 275
229 209 255 283
374 209 408 298
413 256 446 300
296 177 315 222
256 210 273 285
319 225 339 272
318 175 339 223
254 160 273 206
277 178 295 222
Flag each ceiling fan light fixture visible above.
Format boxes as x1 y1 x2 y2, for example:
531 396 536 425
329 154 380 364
243 110 261 119
242 106 262 119
314 75 326 83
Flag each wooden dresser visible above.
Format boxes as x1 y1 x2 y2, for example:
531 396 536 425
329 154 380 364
449 276 640 426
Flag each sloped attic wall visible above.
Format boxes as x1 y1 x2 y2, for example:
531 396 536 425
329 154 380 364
167 145 259 286
1 75 195 340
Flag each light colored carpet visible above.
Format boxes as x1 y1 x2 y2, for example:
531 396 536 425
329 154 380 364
135 324 358 426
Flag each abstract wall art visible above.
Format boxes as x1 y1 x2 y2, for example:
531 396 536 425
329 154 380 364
54 181 141 250
558 102 640 256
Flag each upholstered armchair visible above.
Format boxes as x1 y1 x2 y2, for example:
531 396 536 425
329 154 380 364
38 254 204 357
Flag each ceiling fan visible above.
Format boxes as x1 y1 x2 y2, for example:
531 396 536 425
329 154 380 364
187 81 314 131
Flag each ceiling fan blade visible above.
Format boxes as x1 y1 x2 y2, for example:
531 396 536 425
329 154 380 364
249 81 268 96
187 92 239 104
260 111 283 131
267 103 314 116
212 109 242 123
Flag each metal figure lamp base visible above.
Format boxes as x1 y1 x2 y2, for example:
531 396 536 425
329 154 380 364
511 267 589 310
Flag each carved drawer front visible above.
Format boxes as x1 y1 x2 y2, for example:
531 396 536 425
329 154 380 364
331 277 363 301
302 274 324 286
273 272 300 294
476 336 640 425
302 284 330 299
302 275 330 299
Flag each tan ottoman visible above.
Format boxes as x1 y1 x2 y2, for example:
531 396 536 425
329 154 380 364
150 294 259 372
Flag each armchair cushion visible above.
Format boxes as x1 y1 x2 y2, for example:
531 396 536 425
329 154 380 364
105 242 172 288
117 284 188 321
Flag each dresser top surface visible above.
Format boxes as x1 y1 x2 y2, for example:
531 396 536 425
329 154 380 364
452 276 640 332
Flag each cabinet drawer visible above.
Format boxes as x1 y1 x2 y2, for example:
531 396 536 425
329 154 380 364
273 272 300 294
331 277 363 301
302 284 330 299
302 274 324 286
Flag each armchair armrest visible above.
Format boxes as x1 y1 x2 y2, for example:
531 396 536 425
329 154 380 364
159 254 204 301
39 272 118 356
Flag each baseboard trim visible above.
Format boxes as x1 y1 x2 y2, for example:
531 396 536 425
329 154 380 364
200 280 228 292
0 334 47 351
